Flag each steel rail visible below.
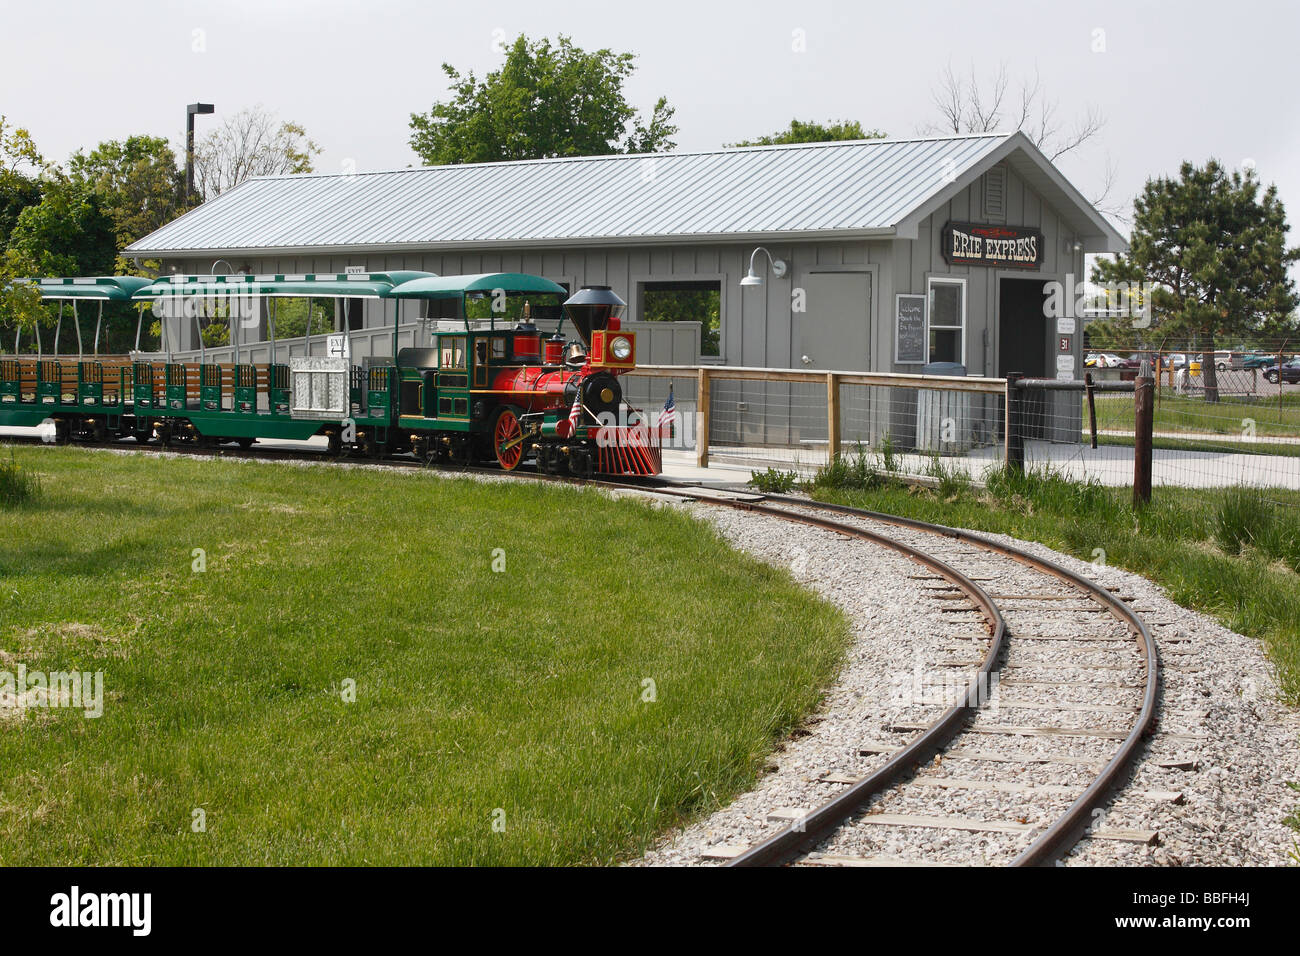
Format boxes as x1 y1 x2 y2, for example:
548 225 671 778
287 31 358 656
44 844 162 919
711 501 1007 867
754 492 1160 867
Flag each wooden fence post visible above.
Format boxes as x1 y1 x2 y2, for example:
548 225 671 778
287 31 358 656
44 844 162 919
1133 371 1154 506
1005 372 1024 473
696 366 710 469
826 372 841 462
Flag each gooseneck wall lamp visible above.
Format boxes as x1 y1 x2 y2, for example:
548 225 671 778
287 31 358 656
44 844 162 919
739 246 788 287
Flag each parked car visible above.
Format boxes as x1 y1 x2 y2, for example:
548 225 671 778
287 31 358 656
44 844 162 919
1263 361 1300 385
1086 352 1126 368
1243 354 1275 369
1213 350 1246 370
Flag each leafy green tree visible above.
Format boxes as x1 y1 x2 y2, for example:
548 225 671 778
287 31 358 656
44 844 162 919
69 135 186 248
8 177 118 277
1094 159 1299 401
727 119 886 148
409 35 677 165
643 288 720 356
0 116 45 248
0 249 47 349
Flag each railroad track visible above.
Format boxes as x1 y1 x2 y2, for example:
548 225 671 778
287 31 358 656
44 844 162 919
6 436 1160 865
690 496 1161 867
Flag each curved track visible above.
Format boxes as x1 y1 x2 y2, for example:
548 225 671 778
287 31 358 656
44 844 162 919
711 496 1159 867
4 436 1158 865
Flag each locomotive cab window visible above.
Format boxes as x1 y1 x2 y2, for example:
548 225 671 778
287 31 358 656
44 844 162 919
490 336 507 360
440 337 467 369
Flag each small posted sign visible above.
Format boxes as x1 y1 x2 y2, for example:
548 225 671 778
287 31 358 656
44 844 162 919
894 294 927 365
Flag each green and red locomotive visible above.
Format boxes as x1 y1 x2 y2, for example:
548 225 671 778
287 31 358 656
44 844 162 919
0 272 663 477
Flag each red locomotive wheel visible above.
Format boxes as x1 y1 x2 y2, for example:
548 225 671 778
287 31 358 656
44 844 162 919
493 408 525 471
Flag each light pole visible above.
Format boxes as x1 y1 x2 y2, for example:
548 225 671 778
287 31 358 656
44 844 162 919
186 103 215 203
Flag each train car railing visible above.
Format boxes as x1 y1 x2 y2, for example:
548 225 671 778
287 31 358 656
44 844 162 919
1 359 20 406
165 363 189 411
133 361 157 409
233 364 258 414
269 364 290 416
365 366 394 421
78 361 104 407
37 360 64 407
200 364 223 411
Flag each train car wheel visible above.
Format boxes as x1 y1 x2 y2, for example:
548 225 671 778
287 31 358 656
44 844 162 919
493 408 524 471
236 437 254 449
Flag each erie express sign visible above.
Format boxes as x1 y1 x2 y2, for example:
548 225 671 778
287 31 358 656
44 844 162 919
941 222 1045 270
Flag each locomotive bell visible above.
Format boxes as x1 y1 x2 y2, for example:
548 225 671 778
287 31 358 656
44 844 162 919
563 285 625 348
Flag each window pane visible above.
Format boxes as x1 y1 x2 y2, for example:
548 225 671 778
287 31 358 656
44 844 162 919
930 328 961 364
930 282 962 328
642 282 721 357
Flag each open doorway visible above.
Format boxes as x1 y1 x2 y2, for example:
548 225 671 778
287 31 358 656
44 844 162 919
998 278 1052 440
998 278 1049 378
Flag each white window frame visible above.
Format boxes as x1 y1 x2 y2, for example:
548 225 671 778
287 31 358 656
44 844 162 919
926 276 967 367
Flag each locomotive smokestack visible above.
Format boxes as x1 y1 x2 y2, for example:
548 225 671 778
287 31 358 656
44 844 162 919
562 285 625 348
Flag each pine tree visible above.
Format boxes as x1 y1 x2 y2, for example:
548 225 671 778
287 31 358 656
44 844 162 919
1094 160 1299 401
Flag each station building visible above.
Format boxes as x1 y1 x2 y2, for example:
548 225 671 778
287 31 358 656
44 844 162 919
125 131 1126 449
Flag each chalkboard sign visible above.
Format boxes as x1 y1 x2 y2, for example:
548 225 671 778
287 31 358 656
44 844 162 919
895 294 927 365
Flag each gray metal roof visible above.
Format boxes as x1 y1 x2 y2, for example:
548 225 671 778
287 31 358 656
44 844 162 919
126 132 1124 256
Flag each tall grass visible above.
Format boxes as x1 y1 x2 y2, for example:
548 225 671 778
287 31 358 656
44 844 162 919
809 443 882 492
0 452 41 508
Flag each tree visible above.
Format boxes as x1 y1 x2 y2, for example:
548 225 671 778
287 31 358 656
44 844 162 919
409 34 677 165
69 135 186 248
0 249 47 348
727 119 886 148
7 177 118 277
924 61 1115 210
0 115 45 247
193 107 321 201
1093 159 1300 401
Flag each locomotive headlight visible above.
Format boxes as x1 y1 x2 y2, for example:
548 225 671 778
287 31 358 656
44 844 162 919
610 336 632 361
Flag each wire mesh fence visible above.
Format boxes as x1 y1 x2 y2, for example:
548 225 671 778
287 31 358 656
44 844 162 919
623 366 1008 478
624 363 1300 497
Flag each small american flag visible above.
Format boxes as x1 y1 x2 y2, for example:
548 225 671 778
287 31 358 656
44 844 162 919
567 387 582 434
659 384 677 438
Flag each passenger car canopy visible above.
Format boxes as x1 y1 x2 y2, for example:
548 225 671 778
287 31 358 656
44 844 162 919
26 276 153 301
388 272 567 301
131 271 436 301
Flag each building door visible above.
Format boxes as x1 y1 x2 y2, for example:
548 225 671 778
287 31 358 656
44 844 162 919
997 278 1049 378
998 278 1052 439
799 272 871 371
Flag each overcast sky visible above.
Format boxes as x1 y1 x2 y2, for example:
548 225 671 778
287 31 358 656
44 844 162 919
4 0 1299 250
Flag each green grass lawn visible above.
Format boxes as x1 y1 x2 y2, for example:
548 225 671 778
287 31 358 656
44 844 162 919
1092 433 1300 459
0 447 850 865
1088 391 1300 438
808 461 1300 705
